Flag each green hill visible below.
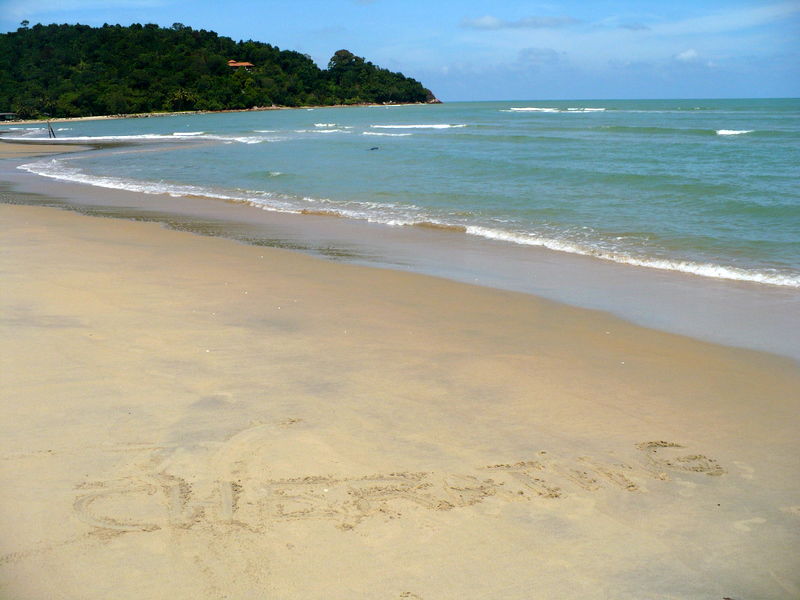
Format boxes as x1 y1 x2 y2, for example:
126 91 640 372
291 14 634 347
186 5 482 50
0 22 438 118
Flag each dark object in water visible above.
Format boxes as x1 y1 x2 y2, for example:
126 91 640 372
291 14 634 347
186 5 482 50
369 146 379 151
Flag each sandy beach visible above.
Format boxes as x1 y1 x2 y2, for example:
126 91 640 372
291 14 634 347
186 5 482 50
0 141 90 159
1 142 799 599
0 101 431 128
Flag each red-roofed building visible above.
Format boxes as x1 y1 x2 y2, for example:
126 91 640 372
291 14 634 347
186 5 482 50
227 59 254 70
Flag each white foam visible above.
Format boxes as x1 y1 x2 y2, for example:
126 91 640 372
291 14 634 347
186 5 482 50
464 226 799 288
2 132 270 144
370 124 467 129
504 107 605 113
294 129 349 134
18 158 295 212
716 129 753 136
362 131 413 137
16 157 426 226
172 131 205 136
314 123 336 127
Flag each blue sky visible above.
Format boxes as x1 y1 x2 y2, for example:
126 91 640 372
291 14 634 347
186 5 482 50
2 0 798 100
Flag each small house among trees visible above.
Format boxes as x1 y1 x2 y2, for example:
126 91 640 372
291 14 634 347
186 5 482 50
227 59 254 70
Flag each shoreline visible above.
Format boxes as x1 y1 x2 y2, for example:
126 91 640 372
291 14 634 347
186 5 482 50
1 197 798 598
2 139 798 362
1 101 440 127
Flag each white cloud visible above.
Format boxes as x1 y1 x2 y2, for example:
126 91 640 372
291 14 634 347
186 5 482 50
675 48 699 62
651 2 800 36
461 15 580 30
7 0 167 19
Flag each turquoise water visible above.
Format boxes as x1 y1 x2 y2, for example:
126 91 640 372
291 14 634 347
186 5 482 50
5 99 800 287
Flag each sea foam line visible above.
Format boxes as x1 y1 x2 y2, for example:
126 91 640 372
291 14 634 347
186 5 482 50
362 131 412 137
294 128 349 134
716 129 754 136
464 226 799 288
18 158 296 212
370 124 467 129
504 107 606 113
2 132 275 144
17 158 799 289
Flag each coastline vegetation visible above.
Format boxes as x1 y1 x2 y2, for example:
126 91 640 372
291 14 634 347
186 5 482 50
1 22 438 119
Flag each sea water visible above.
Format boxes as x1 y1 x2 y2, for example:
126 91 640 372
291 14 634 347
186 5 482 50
3 99 799 355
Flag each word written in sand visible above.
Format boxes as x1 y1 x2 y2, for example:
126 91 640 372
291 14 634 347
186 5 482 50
72 441 725 534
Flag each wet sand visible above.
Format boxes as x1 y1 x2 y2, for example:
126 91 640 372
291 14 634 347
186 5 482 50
0 140 90 159
1 195 799 599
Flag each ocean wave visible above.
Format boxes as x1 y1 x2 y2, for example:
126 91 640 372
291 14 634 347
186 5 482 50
294 128 349 134
18 157 298 211
2 132 275 144
370 124 467 129
362 131 413 137
596 126 763 137
505 107 559 113
314 123 336 127
17 157 799 289
504 107 606 113
464 226 799 288
18 156 431 227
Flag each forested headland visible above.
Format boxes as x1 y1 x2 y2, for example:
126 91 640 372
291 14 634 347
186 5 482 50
0 22 438 118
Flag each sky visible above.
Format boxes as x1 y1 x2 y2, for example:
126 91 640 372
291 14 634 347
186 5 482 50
1 0 798 100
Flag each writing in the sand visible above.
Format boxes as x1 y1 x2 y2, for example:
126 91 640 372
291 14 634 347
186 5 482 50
73 441 725 533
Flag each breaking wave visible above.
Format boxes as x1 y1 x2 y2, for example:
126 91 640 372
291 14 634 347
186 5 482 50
463 226 799 288
370 124 467 129
362 131 412 137
504 107 606 113
1 132 279 144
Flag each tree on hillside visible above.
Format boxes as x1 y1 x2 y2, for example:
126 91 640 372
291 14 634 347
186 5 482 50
0 24 437 118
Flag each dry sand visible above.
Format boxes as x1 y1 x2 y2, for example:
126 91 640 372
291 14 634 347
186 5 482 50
1 198 799 599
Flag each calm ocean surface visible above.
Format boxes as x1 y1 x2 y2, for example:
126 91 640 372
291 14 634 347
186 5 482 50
5 99 799 289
